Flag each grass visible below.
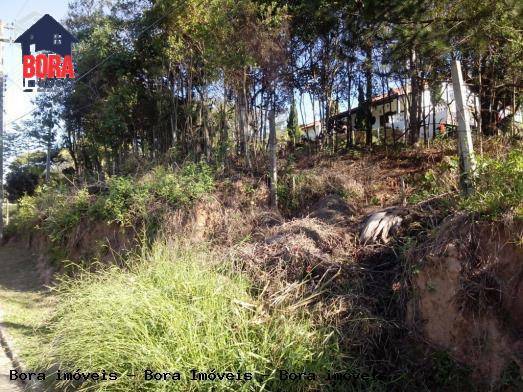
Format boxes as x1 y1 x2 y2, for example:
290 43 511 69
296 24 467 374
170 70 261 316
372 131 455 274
407 145 523 219
461 148 523 218
0 245 55 367
34 241 344 391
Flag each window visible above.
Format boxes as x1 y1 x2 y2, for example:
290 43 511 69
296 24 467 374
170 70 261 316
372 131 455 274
53 33 62 45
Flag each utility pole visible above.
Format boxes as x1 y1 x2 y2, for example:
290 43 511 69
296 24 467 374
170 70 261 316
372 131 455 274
451 59 476 196
0 20 5 239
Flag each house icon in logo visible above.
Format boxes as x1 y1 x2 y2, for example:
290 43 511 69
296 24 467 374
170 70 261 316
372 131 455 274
14 14 78 91
14 14 77 57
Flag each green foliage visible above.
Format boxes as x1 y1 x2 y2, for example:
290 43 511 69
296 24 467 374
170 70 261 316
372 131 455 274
6 168 41 202
6 195 39 235
103 177 152 225
408 148 523 219
149 163 215 206
5 151 47 202
430 350 473 389
408 156 459 204
287 99 301 145
7 163 216 245
36 242 341 391
462 148 523 218
498 361 523 390
42 189 92 244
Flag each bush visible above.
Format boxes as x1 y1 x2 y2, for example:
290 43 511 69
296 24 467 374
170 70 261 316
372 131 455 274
149 163 214 206
5 166 41 202
462 148 523 218
37 242 341 391
43 188 92 243
7 162 216 241
4 194 39 236
407 156 459 204
103 177 152 225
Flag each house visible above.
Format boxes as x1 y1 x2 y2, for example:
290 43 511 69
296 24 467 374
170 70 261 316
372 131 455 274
300 121 322 141
14 14 77 57
330 82 480 141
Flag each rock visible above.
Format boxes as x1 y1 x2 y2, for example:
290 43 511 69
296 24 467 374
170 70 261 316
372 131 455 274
359 207 409 244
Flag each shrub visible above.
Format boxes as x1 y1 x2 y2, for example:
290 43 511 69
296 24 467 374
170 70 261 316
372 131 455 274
37 242 341 391
103 177 152 225
149 162 214 206
462 148 523 218
408 156 459 204
43 188 92 243
4 194 38 236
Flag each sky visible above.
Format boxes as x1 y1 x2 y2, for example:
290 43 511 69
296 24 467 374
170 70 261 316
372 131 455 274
1 0 69 132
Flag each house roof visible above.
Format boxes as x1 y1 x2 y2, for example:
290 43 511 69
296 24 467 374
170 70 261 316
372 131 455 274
14 14 78 45
330 86 411 120
301 120 321 129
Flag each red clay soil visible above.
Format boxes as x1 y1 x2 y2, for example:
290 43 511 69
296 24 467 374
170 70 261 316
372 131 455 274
408 217 523 382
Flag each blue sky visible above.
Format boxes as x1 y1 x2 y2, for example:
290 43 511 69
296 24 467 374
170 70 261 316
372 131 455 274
1 0 69 131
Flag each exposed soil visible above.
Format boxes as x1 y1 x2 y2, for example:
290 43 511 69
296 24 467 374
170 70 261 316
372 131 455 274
0 246 43 392
10 145 522 388
408 216 523 382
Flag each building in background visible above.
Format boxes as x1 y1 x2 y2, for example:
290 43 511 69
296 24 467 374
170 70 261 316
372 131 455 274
328 82 484 142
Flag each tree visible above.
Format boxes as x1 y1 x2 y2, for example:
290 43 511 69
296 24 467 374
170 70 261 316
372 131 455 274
26 94 60 182
355 83 370 137
286 97 301 148
268 99 278 208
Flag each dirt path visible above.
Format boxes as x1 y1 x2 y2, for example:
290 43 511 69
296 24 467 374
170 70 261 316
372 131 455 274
0 245 46 392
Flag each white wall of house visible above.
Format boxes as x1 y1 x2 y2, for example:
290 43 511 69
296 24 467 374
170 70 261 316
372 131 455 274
301 122 322 140
349 82 480 139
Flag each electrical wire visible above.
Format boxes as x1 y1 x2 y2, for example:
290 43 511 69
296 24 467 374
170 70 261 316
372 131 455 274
4 2 182 129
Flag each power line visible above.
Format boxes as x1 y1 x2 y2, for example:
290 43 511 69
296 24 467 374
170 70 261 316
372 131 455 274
5 2 179 129
14 0 31 23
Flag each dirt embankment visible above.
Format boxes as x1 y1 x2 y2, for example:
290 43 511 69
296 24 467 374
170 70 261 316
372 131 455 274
408 216 523 382
7 147 521 387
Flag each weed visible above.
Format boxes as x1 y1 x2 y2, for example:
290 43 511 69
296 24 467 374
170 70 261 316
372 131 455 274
37 242 343 391
462 148 523 218
430 350 473 390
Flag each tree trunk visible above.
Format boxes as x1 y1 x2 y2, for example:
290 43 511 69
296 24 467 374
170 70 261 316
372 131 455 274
345 67 353 150
268 97 278 208
365 46 373 147
46 133 51 183
240 69 252 168
409 49 420 145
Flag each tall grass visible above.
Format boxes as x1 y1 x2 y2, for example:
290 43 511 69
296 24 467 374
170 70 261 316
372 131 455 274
37 242 342 391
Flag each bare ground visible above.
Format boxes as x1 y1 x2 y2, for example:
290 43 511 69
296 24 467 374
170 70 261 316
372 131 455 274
0 245 49 392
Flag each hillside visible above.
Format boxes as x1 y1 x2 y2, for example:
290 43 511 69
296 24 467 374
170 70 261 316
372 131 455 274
0 138 521 391
0 1 521 390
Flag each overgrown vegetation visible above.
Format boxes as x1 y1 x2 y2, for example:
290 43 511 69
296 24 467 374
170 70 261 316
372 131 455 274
408 146 523 219
0 0 520 389
3 140 520 391
6 162 215 245
35 242 343 392
462 148 523 218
